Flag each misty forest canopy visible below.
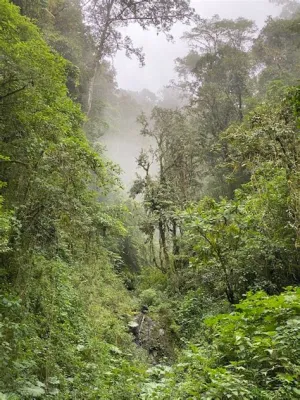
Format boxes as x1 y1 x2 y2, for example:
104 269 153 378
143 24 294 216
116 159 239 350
82 0 195 115
1 0 300 398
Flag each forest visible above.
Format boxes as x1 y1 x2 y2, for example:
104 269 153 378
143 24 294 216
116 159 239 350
0 0 300 398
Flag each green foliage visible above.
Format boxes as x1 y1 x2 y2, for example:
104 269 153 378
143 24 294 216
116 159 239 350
175 289 209 341
254 10 300 93
10 0 49 19
174 15 256 197
223 85 300 245
3 0 300 397
0 2 146 398
143 289 300 399
132 107 202 272
182 167 300 301
0 189 11 254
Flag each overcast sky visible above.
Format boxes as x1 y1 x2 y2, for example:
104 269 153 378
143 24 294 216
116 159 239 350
114 0 280 93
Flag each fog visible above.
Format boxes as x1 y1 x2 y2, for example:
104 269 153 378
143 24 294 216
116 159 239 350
102 1 280 190
114 0 279 92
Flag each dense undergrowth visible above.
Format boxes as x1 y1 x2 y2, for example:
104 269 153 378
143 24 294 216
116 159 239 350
1 0 300 399
143 289 300 399
0 1 147 398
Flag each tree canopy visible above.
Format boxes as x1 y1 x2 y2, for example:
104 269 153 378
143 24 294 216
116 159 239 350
1 0 300 398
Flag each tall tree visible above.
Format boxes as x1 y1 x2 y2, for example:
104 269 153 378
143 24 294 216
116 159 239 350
176 16 256 120
0 3 145 397
269 0 300 17
174 15 256 196
81 0 195 116
253 13 300 94
131 107 201 271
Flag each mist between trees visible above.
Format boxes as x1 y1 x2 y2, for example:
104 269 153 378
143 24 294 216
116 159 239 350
1 0 300 398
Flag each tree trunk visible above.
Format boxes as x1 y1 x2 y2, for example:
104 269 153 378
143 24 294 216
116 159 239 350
238 91 243 121
86 0 114 117
172 220 180 269
159 218 168 271
150 235 159 269
87 60 99 117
